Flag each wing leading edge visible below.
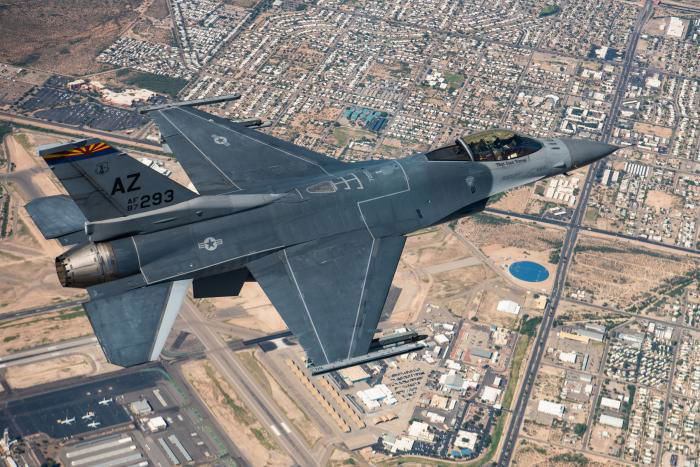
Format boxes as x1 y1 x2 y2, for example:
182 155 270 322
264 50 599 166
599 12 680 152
247 231 406 367
149 106 347 194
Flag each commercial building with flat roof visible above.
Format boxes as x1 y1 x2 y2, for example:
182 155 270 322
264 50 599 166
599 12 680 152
497 300 521 315
538 400 565 418
471 348 493 359
600 397 622 410
599 414 624 428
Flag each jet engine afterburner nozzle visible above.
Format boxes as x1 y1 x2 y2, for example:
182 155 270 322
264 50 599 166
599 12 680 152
55 242 120 288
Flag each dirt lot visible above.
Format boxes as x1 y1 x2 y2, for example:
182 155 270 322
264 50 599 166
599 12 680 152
513 438 630 466
633 122 673 139
457 215 564 293
0 0 144 76
0 309 93 355
565 234 700 311
4 349 117 389
181 359 292 466
556 300 630 329
490 185 533 213
646 190 682 210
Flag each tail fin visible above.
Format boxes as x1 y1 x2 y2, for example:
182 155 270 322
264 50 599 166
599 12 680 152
39 138 196 222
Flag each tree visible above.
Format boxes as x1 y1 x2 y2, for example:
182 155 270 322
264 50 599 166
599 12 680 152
573 423 587 436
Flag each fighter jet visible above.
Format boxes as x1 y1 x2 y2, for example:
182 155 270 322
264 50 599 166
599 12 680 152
87 421 101 429
25 94 618 374
81 411 95 420
57 417 75 425
98 398 113 406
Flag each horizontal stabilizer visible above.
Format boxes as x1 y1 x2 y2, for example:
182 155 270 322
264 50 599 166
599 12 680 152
84 279 190 367
25 195 86 243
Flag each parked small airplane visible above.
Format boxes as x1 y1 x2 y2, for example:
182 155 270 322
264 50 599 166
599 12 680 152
81 411 95 420
57 417 75 425
98 397 113 406
87 421 101 429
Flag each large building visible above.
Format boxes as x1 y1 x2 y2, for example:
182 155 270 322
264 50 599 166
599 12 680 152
357 384 396 410
537 400 565 418
599 414 624 428
497 300 521 315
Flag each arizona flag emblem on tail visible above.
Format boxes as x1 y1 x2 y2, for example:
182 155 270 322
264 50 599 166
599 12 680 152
40 140 119 166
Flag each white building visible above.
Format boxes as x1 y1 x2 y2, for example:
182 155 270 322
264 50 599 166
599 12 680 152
481 386 502 404
357 384 396 410
454 431 478 451
434 334 449 345
667 17 685 38
600 397 622 410
146 416 167 432
559 351 577 363
599 414 624 428
408 421 434 442
538 400 564 418
497 300 521 315
391 436 414 453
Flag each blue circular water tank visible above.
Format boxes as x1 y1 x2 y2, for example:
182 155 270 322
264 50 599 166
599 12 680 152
509 261 549 282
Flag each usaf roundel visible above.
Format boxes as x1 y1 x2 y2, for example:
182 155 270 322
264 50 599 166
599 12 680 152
198 237 223 251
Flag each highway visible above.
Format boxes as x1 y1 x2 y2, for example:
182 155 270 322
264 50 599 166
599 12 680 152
178 300 319 467
497 1 654 464
485 207 700 256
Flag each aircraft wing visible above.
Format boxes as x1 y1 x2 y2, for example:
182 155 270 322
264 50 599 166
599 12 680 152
84 279 190 367
247 231 406 369
149 106 347 195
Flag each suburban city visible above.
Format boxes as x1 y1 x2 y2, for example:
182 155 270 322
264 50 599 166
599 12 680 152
1 0 700 466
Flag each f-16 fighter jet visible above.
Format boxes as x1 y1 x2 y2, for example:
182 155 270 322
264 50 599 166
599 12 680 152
25 94 618 374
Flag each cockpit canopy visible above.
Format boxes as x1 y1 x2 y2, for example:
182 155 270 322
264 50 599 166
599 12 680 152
425 129 543 162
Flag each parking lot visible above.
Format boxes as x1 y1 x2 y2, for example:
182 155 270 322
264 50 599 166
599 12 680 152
385 368 426 400
35 102 145 130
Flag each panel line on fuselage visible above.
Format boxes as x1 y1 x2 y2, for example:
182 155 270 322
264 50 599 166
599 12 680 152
134 241 287 285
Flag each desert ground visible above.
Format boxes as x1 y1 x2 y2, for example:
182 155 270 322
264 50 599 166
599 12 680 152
513 437 632 467
565 233 699 311
0 0 147 76
181 358 293 467
4 346 118 389
0 309 92 355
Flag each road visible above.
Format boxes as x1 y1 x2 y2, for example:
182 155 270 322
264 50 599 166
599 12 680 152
0 299 86 322
0 336 97 368
178 300 319 467
497 1 653 464
485 207 699 256
0 111 166 155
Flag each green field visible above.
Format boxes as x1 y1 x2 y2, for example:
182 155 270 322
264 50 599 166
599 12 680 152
539 4 561 17
123 72 189 97
444 72 464 85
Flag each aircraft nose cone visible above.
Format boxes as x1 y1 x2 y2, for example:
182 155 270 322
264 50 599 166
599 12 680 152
562 139 619 169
